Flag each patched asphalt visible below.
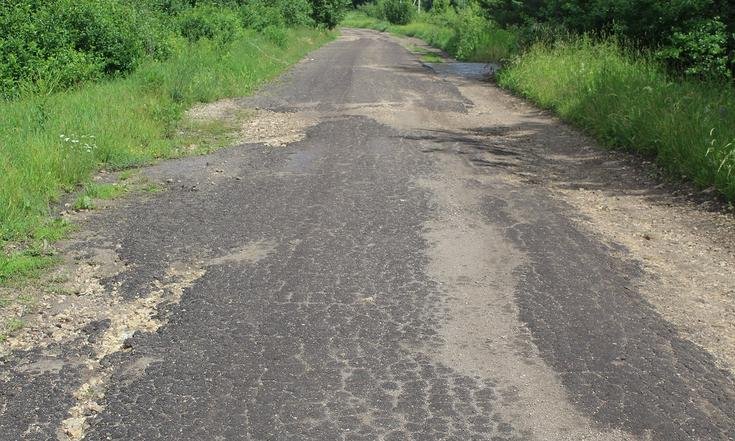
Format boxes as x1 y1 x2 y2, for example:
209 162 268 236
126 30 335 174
2 29 735 441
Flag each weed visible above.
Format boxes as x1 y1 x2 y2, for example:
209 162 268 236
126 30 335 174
421 53 444 63
79 385 98 400
0 250 58 285
71 182 126 211
84 183 127 200
177 117 242 155
73 196 95 211
0 318 24 342
407 44 428 55
144 183 163 193
34 219 72 242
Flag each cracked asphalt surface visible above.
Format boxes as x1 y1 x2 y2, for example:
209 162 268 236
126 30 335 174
2 29 735 440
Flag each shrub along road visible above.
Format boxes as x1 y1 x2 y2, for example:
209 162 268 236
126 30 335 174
2 29 735 440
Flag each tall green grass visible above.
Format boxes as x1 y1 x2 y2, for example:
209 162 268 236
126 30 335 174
498 38 735 200
0 28 333 282
342 11 517 62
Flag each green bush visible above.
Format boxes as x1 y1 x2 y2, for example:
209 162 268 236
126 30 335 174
130 0 191 15
130 7 178 60
383 0 414 25
430 0 451 15
0 0 337 99
178 5 242 44
240 0 286 31
263 25 288 47
358 1 385 20
240 0 315 29
279 0 315 26
448 3 489 59
0 0 174 98
48 0 150 74
310 0 350 29
477 0 735 79
0 0 349 99
657 18 732 80
238 0 316 46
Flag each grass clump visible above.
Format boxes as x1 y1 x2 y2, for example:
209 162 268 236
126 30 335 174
0 252 58 285
72 183 126 211
0 219 70 284
421 53 444 63
497 38 735 199
84 182 127 200
0 318 24 343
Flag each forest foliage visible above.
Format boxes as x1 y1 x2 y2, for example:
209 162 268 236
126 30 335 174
0 0 350 99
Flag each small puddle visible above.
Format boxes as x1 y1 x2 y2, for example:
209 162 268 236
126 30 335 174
424 62 499 80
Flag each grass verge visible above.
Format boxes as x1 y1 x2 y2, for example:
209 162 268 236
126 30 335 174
0 27 334 284
342 11 517 62
497 38 735 201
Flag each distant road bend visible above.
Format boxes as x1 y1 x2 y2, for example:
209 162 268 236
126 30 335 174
2 28 735 441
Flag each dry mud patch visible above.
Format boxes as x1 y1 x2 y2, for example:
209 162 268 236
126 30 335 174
185 99 317 148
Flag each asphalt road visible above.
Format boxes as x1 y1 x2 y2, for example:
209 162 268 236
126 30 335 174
2 29 735 441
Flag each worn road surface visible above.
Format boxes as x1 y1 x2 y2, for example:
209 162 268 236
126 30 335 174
3 29 735 441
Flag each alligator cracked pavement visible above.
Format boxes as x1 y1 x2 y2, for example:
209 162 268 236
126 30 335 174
2 29 735 441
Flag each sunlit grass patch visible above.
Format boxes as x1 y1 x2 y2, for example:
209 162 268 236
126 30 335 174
421 53 445 63
0 251 58 285
498 38 735 200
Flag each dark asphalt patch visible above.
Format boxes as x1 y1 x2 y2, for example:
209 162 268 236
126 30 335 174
81 117 523 440
0 341 92 440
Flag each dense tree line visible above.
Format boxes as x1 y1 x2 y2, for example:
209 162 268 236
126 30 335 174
481 0 735 78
